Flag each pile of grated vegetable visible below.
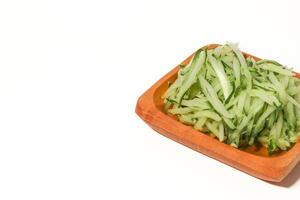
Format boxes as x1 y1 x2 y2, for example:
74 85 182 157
163 43 300 154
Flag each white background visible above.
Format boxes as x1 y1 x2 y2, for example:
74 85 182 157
0 0 300 199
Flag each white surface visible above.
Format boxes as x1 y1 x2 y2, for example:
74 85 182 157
0 0 300 199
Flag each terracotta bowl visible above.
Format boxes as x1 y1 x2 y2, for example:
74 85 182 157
135 44 300 182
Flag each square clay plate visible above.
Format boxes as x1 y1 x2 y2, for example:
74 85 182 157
136 44 300 182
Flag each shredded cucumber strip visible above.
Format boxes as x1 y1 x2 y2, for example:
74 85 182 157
232 57 241 88
191 110 221 121
258 63 294 76
176 50 206 104
199 75 234 118
250 89 280 106
208 54 232 99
